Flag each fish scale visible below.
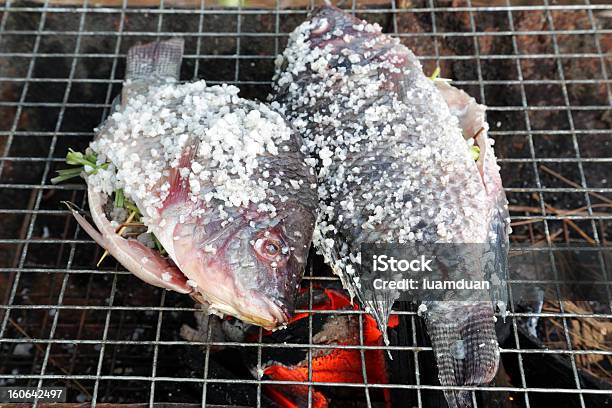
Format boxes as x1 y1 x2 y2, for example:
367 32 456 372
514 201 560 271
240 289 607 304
272 6 509 408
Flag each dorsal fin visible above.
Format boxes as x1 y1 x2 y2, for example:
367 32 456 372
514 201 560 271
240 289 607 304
127 39 184 82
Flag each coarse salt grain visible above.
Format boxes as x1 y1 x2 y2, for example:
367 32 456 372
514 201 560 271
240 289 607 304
90 78 298 227
271 9 503 307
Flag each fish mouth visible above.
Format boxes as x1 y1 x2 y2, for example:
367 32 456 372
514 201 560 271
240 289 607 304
169 228 291 329
190 285 289 329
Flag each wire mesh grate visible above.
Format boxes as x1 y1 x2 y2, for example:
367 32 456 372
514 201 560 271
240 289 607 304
0 0 610 407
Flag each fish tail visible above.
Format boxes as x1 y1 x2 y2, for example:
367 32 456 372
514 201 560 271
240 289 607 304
424 301 499 408
126 39 184 82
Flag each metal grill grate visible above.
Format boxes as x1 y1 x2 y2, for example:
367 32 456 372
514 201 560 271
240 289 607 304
0 1 610 407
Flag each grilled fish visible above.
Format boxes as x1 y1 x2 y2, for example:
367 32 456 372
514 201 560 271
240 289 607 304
70 39 317 329
272 7 510 407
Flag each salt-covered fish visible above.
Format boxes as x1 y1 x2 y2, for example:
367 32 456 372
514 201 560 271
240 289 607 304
66 39 317 329
271 6 510 407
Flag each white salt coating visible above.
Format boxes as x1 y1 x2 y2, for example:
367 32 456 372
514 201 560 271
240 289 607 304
88 81 294 225
272 9 511 345
417 303 428 316
274 16 492 288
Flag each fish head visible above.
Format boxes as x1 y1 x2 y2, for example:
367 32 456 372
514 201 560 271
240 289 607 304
168 200 315 330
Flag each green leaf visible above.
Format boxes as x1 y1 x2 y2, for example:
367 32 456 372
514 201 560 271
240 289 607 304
429 66 441 81
60 150 167 257
114 188 125 208
51 168 83 184
57 168 83 176
470 145 481 161
66 149 91 167
85 151 98 163
124 199 142 219
55 148 112 184
89 162 110 175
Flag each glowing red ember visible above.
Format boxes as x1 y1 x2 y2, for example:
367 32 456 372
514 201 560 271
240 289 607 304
260 288 398 407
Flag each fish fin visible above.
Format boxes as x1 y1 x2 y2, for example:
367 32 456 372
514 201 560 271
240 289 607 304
330 252 397 347
163 149 195 207
424 301 499 408
81 185 192 294
64 201 109 249
363 298 396 348
126 39 184 82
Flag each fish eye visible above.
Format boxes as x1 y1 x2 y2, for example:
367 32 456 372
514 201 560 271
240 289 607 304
265 241 281 256
254 237 285 260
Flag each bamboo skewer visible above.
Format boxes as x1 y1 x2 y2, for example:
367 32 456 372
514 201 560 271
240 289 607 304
96 210 138 267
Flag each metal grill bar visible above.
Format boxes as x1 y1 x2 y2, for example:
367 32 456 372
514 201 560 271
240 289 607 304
1 27 612 35
1 4 611 13
1 1 610 407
